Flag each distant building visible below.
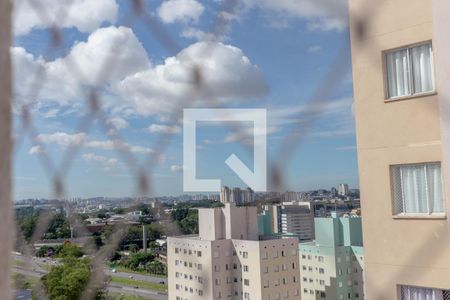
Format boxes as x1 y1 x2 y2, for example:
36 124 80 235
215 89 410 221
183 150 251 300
241 188 254 204
330 187 338 197
338 184 349 196
284 191 300 202
220 186 231 204
280 203 315 242
231 187 242 204
299 213 365 300
260 203 314 242
168 203 301 300
220 186 254 205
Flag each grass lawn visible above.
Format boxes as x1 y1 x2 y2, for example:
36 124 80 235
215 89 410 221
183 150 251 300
114 266 166 278
108 293 152 300
12 273 40 289
14 259 26 267
110 276 167 292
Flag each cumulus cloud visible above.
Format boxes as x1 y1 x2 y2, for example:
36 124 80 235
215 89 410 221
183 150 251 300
115 41 268 116
29 145 46 155
82 153 117 170
170 165 183 172
12 27 266 121
14 0 118 35
148 124 181 134
34 132 152 154
12 26 151 106
157 0 205 24
242 0 348 31
107 117 129 130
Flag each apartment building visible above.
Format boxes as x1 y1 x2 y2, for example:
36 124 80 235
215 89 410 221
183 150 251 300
349 0 450 298
299 213 364 300
338 184 349 197
259 203 315 242
167 203 301 300
220 187 254 205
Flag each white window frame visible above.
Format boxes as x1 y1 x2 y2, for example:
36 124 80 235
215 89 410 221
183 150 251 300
384 41 436 100
390 162 445 218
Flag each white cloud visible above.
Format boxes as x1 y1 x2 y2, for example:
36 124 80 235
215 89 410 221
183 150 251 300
12 26 151 106
307 45 322 53
115 41 268 116
107 117 129 130
29 145 46 155
170 165 183 172
13 28 265 121
14 0 118 35
148 124 181 134
82 153 117 170
180 27 207 40
37 132 87 147
34 132 152 154
242 0 348 31
157 0 205 24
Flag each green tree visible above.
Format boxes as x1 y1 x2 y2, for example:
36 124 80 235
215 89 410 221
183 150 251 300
55 243 83 258
120 252 155 271
44 213 71 239
42 258 90 300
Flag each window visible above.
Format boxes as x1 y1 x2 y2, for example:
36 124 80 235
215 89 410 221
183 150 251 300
391 163 444 215
197 251 202 257
318 256 324 262
244 279 250 286
385 42 435 99
243 252 248 259
400 285 450 300
243 265 249 272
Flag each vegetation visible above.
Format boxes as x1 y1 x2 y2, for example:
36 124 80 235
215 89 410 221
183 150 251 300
42 257 91 300
40 244 103 300
110 276 167 291
16 208 71 241
54 242 84 258
114 251 166 275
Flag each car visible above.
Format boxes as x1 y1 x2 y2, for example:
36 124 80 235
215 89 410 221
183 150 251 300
111 269 117 273
159 281 165 284
128 275 133 279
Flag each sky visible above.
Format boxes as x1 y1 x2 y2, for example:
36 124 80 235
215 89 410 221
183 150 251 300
12 0 358 200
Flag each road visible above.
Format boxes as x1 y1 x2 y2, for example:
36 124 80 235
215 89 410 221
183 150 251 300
13 254 168 300
107 285 168 300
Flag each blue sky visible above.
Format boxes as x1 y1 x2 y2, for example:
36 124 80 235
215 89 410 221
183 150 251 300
12 0 357 199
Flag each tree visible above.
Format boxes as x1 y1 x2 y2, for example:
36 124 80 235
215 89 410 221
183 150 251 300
44 213 71 239
145 260 167 275
42 258 90 300
55 243 83 258
120 252 155 271
36 246 55 258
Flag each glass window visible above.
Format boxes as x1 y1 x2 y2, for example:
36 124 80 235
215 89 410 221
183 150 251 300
385 42 435 99
391 162 444 215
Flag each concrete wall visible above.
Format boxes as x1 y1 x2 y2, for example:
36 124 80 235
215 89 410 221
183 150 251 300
349 0 450 298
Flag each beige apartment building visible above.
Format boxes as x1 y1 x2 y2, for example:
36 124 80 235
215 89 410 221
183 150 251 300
349 0 450 299
167 203 301 300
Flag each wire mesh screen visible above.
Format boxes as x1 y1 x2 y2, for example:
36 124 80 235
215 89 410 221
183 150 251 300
2 0 448 299
2 0 375 298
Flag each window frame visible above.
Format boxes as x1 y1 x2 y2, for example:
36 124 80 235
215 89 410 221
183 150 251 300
389 161 446 219
383 41 436 101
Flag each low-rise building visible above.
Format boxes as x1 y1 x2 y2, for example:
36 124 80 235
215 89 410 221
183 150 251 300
168 203 301 300
299 213 364 300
